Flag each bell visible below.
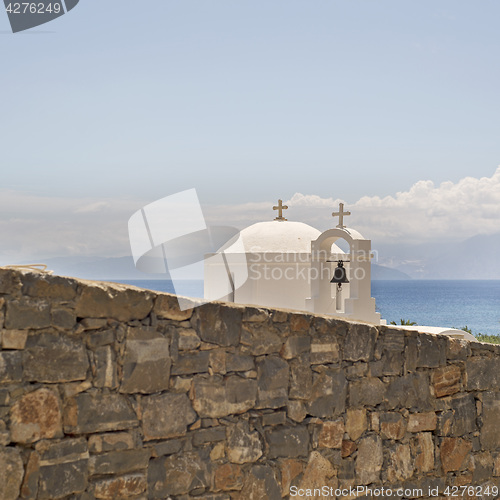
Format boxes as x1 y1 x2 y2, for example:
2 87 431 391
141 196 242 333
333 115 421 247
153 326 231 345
330 260 349 284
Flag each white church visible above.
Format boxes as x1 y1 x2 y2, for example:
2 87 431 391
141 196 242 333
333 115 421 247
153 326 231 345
204 199 475 340
205 199 380 324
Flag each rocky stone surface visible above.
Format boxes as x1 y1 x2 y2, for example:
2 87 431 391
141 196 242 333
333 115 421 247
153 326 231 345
0 267 498 499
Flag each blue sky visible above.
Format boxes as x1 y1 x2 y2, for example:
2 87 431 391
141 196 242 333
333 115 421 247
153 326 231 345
1 1 500 263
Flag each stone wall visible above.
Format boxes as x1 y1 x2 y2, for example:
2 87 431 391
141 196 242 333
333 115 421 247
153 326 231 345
0 267 499 499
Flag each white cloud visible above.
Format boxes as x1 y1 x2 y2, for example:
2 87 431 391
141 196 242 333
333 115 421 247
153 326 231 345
1 167 499 264
205 167 500 245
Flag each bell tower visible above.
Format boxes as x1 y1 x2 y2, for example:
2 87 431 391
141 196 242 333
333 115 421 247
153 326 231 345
306 204 381 324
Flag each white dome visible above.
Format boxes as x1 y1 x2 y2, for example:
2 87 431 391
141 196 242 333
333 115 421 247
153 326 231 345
221 220 342 254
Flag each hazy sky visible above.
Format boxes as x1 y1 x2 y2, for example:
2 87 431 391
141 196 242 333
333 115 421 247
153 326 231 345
1 1 500 262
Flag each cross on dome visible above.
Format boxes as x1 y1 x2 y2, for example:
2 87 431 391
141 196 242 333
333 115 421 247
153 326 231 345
332 202 351 228
273 199 288 221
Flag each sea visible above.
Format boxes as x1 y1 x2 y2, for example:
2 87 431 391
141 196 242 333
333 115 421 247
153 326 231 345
112 279 500 337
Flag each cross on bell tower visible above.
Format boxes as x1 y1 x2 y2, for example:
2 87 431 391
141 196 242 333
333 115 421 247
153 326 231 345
332 202 351 228
273 199 288 221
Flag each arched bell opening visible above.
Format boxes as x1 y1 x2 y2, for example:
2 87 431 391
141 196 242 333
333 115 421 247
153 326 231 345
326 238 351 313
308 227 380 324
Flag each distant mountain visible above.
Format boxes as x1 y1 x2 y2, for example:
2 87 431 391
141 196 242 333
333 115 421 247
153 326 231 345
38 256 168 281
23 255 414 282
371 264 412 280
375 232 500 279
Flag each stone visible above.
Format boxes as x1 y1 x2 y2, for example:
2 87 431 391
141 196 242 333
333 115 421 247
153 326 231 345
88 431 137 453
0 351 22 383
310 337 340 365
172 351 209 376
260 412 285 428
289 356 313 400
472 452 494 483
241 322 283 355
61 380 92 399
192 375 257 418
238 465 281 500
0 447 24 500
0 389 9 406
381 329 405 353
379 352 404 376
150 438 184 458
37 439 88 499
380 412 407 440
94 473 147 498
226 352 255 373
11 388 63 444
349 377 385 407
147 450 211 498
432 364 461 397
306 369 347 418
416 334 446 368
170 376 192 393
178 328 201 350
338 459 355 484
341 440 357 458
290 314 311 332
281 335 311 360
356 435 383 485
318 420 344 449
87 329 114 348
89 449 150 476
299 451 337 493
21 451 40 498
243 307 270 323
192 426 226 446
214 463 244 491
51 307 76 329
226 421 263 464
23 333 89 383
141 393 196 440
2 329 28 349
210 442 225 461
440 437 472 473
266 426 309 459
5 297 51 329
80 317 108 330
407 412 437 432
493 454 500 476
411 432 434 473
21 272 78 300
481 392 500 450
120 328 171 393
64 393 137 434
76 281 154 321
344 324 377 362
154 293 194 321
384 372 432 410
288 400 307 423
256 356 289 409
272 310 288 322
280 458 304 497
466 357 500 390
345 408 367 441
346 361 369 379
0 269 22 294
194 303 242 347
446 393 477 437
387 443 413 482
447 338 471 360
93 346 118 388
